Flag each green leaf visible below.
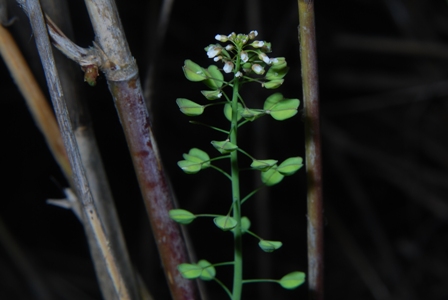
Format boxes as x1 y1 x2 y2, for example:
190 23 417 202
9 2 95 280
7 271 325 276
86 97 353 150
214 215 237 231
240 216 251 233
261 168 284 186
183 60 207 82
251 159 278 171
178 263 202 279
269 99 300 121
263 79 284 89
263 93 284 110
203 65 224 90
201 90 222 100
265 66 289 81
198 260 216 281
178 160 202 174
258 240 283 252
176 98 204 116
211 140 238 154
279 271 306 290
183 148 210 169
277 157 303 175
241 108 265 121
224 103 243 122
169 209 196 224
270 57 287 70
231 216 251 234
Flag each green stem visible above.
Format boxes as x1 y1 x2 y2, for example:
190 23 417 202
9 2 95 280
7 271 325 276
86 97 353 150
242 279 278 284
231 53 243 300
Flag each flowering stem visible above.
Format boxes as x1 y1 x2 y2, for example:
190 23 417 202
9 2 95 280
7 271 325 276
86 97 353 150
231 52 243 300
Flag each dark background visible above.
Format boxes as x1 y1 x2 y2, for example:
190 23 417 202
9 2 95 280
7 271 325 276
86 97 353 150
2 0 448 299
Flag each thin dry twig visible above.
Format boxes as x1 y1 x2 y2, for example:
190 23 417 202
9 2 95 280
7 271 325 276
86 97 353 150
16 0 133 298
0 20 71 180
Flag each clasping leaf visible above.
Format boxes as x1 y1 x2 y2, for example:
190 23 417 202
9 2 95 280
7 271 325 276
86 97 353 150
214 215 237 230
261 167 284 186
211 140 238 154
277 157 303 176
176 98 204 116
279 271 306 290
169 209 196 224
183 60 207 82
198 260 216 281
251 159 278 171
178 148 210 174
258 240 283 252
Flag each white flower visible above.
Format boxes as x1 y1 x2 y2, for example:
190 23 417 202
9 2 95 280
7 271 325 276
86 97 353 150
259 53 270 64
215 34 228 42
226 44 234 51
235 71 243 77
207 46 221 58
249 30 258 39
223 61 234 73
228 32 236 40
214 56 222 62
240 51 249 63
251 40 264 48
251 64 264 75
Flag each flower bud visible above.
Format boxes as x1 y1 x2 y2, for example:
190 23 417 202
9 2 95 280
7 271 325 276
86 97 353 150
251 40 265 48
259 52 270 64
223 61 234 73
240 51 249 63
215 34 228 42
228 32 236 41
248 30 258 39
251 64 265 75
207 45 222 58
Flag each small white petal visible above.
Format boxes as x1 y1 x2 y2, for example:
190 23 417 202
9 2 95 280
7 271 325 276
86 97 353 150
215 34 228 42
207 46 221 58
259 53 270 64
214 56 222 62
240 51 249 63
251 64 264 75
235 71 242 77
225 45 234 51
223 61 234 73
252 41 264 48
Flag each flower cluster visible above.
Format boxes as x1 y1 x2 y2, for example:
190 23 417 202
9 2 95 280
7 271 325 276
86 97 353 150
203 31 288 89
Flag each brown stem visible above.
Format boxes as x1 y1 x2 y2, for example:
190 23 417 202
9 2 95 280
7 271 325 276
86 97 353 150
298 1 324 300
82 0 198 298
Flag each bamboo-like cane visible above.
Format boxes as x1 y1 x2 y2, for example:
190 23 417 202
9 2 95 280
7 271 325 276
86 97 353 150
298 1 324 300
81 0 198 299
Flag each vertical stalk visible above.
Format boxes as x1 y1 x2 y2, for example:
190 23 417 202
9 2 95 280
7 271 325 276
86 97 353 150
298 1 324 300
82 1 198 299
17 0 132 298
230 75 242 300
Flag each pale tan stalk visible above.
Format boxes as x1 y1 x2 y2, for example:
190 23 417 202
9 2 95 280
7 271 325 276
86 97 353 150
0 23 71 180
16 0 133 298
